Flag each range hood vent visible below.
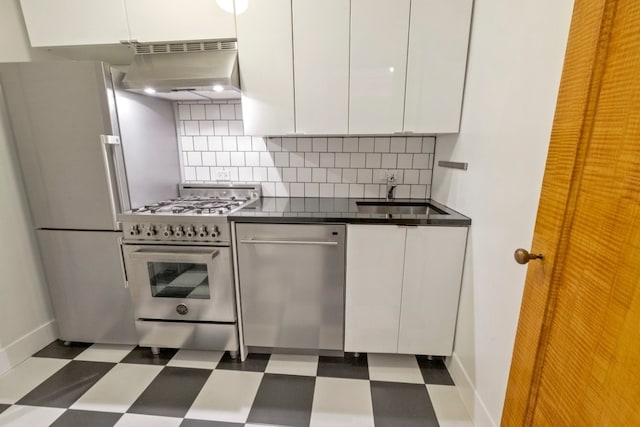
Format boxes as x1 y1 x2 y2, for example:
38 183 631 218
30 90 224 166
123 40 240 101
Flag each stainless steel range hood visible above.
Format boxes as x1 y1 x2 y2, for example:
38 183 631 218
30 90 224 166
122 41 240 100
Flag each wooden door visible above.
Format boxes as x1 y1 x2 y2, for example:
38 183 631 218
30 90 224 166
502 0 640 425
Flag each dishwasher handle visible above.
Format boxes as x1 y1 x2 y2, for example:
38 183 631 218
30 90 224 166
239 238 338 246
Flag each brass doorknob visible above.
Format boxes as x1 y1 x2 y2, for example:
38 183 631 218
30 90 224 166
514 248 544 264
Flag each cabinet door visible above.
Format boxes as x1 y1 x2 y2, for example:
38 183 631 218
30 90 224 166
125 0 236 43
349 0 410 134
236 0 295 135
398 226 468 355
292 0 349 134
20 0 129 46
345 225 406 353
404 0 472 133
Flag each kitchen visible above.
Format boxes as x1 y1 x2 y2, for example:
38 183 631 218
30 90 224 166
0 1 576 427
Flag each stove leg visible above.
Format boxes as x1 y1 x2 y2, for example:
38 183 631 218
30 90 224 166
150 347 160 357
229 350 239 360
63 341 71 346
353 352 360 358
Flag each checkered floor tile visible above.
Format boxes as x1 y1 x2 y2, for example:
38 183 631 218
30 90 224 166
0 340 474 426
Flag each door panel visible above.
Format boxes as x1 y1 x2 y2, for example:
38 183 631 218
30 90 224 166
503 0 640 424
37 230 137 344
0 62 121 230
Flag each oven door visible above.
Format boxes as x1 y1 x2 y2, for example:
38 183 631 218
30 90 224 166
123 244 236 322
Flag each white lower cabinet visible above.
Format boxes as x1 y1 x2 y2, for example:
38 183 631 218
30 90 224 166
345 224 468 356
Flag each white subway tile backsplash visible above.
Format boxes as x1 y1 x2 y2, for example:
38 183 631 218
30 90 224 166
191 105 206 120
282 138 296 152
312 138 328 152
230 152 245 166
366 153 381 169
274 152 289 167
245 152 260 167
205 104 221 120
213 121 228 135
178 104 191 120
207 136 222 151
297 168 312 182
320 153 334 168
220 104 236 120
216 152 230 166
200 121 215 135
176 100 434 197
350 153 365 168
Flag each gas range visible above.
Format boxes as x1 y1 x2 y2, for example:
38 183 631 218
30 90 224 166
120 184 261 243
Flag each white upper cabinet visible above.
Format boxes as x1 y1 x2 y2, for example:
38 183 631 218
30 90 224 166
404 0 473 133
349 0 410 134
125 0 236 43
292 0 350 135
20 0 129 46
235 0 295 135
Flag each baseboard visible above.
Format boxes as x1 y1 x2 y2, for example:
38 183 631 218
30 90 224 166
446 352 498 427
0 320 57 375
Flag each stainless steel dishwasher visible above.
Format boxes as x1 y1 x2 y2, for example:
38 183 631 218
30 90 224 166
235 223 345 350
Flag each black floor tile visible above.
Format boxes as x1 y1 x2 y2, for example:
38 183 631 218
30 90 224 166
216 352 270 372
50 409 122 427
416 355 455 385
247 373 316 427
317 353 369 380
120 346 179 365
128 367 211 418
180 420 243 427
370 381 439 427
32 340 92 359
17 361 115 408
0 404 9 414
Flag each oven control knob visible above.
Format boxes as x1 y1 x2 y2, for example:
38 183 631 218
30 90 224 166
185 226 195 238
162 226 172 238
129 225 140 236
176 304 188 315
197 225 208 238
174 226 184 238
210 225 220 238
145 225 156 237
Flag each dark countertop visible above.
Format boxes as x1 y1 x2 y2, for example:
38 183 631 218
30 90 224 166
228 198 471 226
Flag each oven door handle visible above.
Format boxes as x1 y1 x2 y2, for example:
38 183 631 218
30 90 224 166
129 249 219 264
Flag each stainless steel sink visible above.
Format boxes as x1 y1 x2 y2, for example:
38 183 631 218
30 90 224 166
356 201 447 215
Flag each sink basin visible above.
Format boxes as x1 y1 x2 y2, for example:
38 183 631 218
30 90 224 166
356 201 447 215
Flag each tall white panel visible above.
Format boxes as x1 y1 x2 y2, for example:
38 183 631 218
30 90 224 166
398 226 468 355
404 0 473 133
345 225 406 353
125 0 236 43
349 0 410 134
20 0 129 46
236 0 295 135
293 0 350 135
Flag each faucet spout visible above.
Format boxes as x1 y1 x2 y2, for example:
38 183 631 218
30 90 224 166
386 175 397 200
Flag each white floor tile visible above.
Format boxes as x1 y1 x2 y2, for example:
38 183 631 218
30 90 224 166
166 349 224 370
367 353 424 384
114 413 182 427
427 385 474 427
310 377 374 427
70 363 162 413
74 344 136 363
186 370 263 423
0 357 69 404
0 405 65 427
265 354 318 377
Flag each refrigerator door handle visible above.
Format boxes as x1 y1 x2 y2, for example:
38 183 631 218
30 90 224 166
100 134 121 230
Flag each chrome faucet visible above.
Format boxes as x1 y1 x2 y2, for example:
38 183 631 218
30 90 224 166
386 175 397 200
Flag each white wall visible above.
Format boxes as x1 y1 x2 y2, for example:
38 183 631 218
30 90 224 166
432 0 575 425
0 0 58 374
